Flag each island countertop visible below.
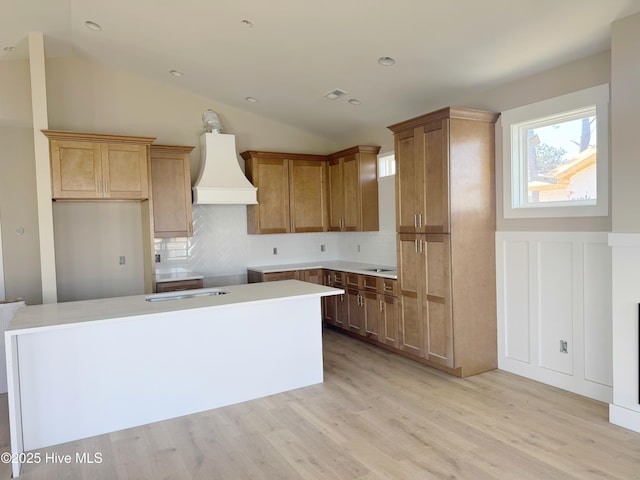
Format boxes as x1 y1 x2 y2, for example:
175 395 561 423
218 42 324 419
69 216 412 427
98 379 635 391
7 280 343 334
5 280 339 477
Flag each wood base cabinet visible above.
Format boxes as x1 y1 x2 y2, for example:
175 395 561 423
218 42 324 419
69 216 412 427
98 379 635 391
397 234 453 367
323 270 397 346
390 107 499 378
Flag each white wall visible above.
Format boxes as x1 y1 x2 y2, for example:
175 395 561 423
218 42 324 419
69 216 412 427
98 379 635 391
496 231 612 402
609 11 640 433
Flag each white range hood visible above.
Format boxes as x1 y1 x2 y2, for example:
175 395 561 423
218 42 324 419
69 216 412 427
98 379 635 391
192 132 257 205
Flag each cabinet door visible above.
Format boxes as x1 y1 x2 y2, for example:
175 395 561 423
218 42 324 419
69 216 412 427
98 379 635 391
50 140 103 199
322 271 336 326
346 287 363 335
422 119 449 233
363 290 380 341
380 295 399 347
397 234 425 356
335 292 348 328
327 158 344 231
102 143 149 199
151 147 193 237
424 234 454 367
247 157 290 234
289 160 327 232
342 154 360 231
395 130 421 233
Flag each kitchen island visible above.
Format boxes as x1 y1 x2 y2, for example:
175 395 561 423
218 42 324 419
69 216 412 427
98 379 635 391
5 280 342 478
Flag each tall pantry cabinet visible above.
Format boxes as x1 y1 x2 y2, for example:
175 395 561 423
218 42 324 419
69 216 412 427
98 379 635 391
389 107 499 377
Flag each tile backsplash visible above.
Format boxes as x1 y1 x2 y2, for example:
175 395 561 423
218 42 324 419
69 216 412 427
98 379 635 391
155 204 397 277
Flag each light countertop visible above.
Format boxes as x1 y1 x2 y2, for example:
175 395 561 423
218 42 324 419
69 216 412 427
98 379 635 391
7 281 343 334
247 261 397 279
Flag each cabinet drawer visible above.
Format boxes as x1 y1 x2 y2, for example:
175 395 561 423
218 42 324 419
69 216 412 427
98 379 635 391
346 273 361 288
362 275 378 293
156 279 203 293
380 278 398 296
263 271 298 281
333 271 345 287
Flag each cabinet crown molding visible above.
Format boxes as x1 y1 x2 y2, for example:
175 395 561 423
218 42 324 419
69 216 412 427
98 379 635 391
328 145 381 160
387 107 500 133
240 151 327 162
42 130 156 145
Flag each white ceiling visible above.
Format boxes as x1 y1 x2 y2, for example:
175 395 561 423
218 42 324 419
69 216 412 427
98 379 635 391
3 0 640 140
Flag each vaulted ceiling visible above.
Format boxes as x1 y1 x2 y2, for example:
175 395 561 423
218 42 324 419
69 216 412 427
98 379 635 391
3 0 640 139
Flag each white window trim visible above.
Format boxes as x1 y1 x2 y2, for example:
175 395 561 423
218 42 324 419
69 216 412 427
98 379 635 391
501 84 609 219
377 151 396 178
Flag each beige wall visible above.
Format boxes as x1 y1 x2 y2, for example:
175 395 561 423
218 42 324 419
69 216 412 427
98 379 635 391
0 127 43 305
0 58 44 305
338 51 612 232
43 53 340 300
53 202 145 302
611 12 640 233
0 59 33 128
46 55 338 182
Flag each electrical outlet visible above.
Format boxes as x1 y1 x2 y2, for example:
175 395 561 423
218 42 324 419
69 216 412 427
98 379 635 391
357 245 361 252
155 254 161 263
560 340 568 353
273 247 278 255
119 256 126 265
320 244 326 252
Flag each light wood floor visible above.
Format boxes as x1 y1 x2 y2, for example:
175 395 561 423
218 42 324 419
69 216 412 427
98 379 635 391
1 329 639 479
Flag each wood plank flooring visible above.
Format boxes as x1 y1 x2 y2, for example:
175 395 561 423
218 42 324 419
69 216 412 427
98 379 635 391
0 328 638 479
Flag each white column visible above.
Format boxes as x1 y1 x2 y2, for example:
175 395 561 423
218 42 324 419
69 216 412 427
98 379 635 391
28 32 57 303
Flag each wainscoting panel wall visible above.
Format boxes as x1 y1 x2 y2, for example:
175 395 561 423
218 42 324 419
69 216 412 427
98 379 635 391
496 231 612 402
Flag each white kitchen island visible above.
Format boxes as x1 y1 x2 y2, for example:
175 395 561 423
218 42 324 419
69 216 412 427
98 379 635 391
5 280 342 477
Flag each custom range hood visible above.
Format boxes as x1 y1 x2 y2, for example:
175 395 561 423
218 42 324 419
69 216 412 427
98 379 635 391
192 110 257 205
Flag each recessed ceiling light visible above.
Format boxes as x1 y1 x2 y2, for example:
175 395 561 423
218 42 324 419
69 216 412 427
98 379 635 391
84 20 102 32
169 69 183 77
245 97 258 103
3 46 14 52
348 99 362 105
378 56 396 66
241 19 253 27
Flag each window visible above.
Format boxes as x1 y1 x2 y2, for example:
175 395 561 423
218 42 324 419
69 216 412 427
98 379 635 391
501 84 609 218
378 152 396 177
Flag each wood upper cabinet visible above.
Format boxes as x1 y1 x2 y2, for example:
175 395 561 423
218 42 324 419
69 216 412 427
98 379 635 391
390 107 499 377
150 145 194 238
44 130 154 200
241 151 327 234
393 118 449 233
289 161 328 233
327 146 380 232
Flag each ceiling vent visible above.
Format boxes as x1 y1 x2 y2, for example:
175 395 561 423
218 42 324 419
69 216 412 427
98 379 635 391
323 88 348 100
